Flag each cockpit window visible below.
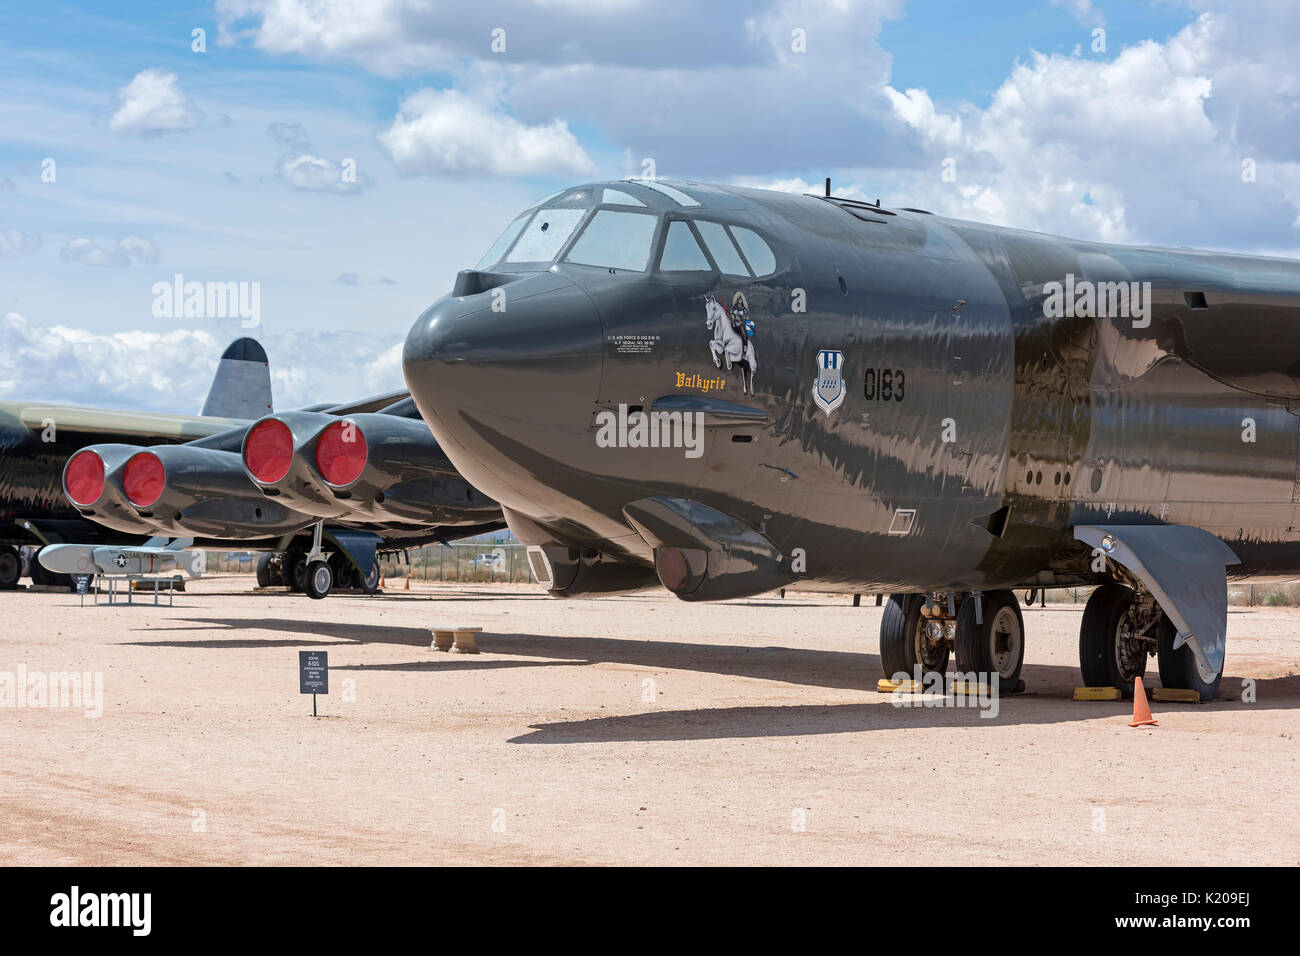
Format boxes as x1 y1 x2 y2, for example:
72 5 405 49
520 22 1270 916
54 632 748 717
564 210 657 272
732 227 776 277
659 220 711 271
504 207 586 264
696 220 750 277
636 181 701 207
602 188 646 207
475 213 531 271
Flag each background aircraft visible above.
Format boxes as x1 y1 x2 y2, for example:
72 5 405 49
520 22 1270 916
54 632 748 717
0 337 273 589
402 178 1300 702
4 336 504 596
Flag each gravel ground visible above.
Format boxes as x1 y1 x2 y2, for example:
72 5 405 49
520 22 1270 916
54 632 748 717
1 576 1297 865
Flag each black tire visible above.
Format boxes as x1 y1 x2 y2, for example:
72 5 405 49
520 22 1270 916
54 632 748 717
31 548 73 589
255 552 275 588
1078 584 1147 698
304 560 332 600
879 594 948 681
954 590 1025 694
358 559 380 594
328 552 351 588
283 551 308 591
0 545 21 589
1157 621 1222 702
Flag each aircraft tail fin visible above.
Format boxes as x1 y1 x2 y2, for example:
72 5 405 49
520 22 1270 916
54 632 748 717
201 337 273 419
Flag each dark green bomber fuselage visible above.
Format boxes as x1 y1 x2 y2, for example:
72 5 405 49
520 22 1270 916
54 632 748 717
404 180 1300 594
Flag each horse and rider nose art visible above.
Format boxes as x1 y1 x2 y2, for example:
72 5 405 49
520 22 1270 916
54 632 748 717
704 291 757 394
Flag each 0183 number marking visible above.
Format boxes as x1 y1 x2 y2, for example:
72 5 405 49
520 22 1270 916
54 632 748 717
864 368 905 401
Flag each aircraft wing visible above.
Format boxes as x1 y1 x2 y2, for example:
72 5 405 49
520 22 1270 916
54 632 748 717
320 389 411 416
3 402 246 442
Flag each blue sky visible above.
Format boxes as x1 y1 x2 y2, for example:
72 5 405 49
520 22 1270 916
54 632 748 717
2 0 1298 411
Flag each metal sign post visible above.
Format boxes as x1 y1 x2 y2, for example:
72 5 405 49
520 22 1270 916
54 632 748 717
298 651 328 717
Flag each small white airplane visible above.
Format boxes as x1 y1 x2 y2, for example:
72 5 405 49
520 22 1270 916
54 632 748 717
38 537 204 579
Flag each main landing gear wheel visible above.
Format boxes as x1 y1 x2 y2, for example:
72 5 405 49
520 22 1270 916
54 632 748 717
955 590 1025 695
1157 621 1222 702
1078 584 1148 698
0 545 21 589
879 594 949 681
283 551 308 591
304 560 332 600
255 552 275 588
358 558 380 594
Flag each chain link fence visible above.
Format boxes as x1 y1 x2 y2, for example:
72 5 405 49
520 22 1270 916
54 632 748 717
379 543 533 584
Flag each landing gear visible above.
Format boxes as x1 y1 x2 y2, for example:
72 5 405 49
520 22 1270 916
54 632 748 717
282 550 308 591
955 590 1025 694
358 558 380 594
304 559 332 600
255 552 276 588
1078 584 1152 698
0 545 21 589
879 594 950 681
1075 583 1221 701
1157 625 1222 702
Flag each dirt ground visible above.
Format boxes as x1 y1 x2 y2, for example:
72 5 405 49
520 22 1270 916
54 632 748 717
0 576 1297 866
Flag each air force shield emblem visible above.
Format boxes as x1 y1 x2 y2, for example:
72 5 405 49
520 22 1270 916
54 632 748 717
813 349 845 416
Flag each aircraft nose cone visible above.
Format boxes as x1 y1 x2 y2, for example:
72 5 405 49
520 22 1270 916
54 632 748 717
402 275 603 457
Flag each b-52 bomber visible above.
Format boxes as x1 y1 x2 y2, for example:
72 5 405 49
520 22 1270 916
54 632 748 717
403 177 1300 701
3 337 502 597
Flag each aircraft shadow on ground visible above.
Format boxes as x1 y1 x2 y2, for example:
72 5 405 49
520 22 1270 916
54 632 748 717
119 619 1299 739
509 671 1300 744
124 617 432 648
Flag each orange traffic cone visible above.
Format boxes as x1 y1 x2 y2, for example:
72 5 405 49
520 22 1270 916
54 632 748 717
404 576 410 590
379 575 385 590
1129 676 1158 727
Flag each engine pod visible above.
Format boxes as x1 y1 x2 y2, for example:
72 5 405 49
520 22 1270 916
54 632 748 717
62 444 170 535
622 495 795 601
127 444 315 539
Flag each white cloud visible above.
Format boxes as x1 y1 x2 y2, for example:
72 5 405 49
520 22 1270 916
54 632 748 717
1051 0 1104 27
0 228 41 257
378 89 595 177
267 121 361 192
279 152 359 191
109 69 200 135
217 0 447 75
60 235 160 268
876 13 1300 249
0 312 406 413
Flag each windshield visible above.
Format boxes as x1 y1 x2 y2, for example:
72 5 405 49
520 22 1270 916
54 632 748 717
564 210 657 272
474 196 590 271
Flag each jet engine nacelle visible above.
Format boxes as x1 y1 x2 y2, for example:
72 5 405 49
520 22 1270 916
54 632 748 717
525 545 662 597
62 444 169 536
116 444 315 539
243 410 497 524
622 496 796 601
